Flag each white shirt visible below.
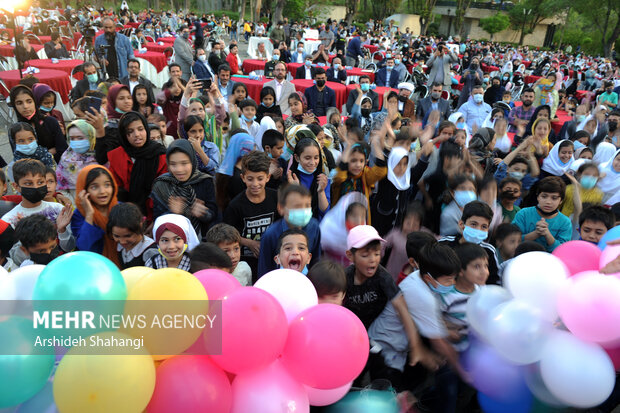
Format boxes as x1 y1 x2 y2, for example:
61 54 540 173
296 53 304 63
274 79 285 101
304 66 312 79
128 79 139 94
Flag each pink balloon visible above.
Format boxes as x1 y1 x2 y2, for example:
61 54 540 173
146 355 232 413
600 245 620 278
231 360 309 413
552 241 601 276
193 269 241 300
557 272 620 343
281 304 369 389
254 269 318 323
211 287 288 374
305 381 352 406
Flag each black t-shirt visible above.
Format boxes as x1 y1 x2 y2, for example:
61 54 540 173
344 264 400 329
227 167 246 205
223 188 280 260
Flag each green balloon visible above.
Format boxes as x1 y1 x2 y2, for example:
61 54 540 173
0 317 55 408
33 252 127 301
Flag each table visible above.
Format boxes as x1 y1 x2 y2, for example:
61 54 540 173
363 44 378 54
551 110 572 135
0 44 45 69
481 63 500 73
523 61 532 68
145 42 171 53
291 79 348 110
346 67 374 84
231 76 270 102
242 59 267 74
158 37 176 45
525 75 541 85
23 59 84 80
345 84 397 110
126 22 141 29
0 69 71 103
135 51 169 88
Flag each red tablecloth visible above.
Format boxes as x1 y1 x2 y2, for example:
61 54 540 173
23 59 84 79
481 63 500 73
145 42 170 53
0 44 43 57
242 59 267 74
0 69 71 103
347 67 375 83
551 110 572 135
231 76 270 102
523 61 532 68
363 44 378 54
135 51 167 73
36 35 73 50
287 62 303 78
345 84 397 110
126 22 141 29
525 75 541 85
158 37 176 45
292 79 348 110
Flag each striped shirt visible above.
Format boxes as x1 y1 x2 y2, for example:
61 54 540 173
438 286 479 352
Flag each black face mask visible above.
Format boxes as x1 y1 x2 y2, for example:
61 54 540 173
501 190 519 201
30 247 59 265
398 95 408 103
20 185 48 204
361 108 371 117
316 79 326 87
536 205 558 217
470 63 478 70
609 120 618 132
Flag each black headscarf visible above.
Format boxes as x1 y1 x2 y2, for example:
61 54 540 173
118 111 166 212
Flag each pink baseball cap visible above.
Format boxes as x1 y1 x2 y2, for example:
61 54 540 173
347 225 385 250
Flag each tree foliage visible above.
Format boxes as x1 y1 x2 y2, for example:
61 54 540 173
571 0 620 57
508 0 563 45
407 0 439 35
480 13 510 40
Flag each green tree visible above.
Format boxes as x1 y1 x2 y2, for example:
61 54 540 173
407 0 439 35
509 0 563 45
480 13 510 40
572 0 620 58
454 0 473 36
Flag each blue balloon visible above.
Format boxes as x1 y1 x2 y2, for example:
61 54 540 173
325 390 400 413
16 380 57 413
478 390 533 413
599 225 620 250
0 318 55 408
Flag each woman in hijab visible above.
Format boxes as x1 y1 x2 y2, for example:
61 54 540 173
108 111 167 216
457 57 484 108
96 84 134 164
597 148 620 204
56 120 98 200
593 142 618 166
71 165 120 266
519 105 555 150
371 145 431 236
32 83 65 134
9 85 67 163
540 140 575 181
151 140 217 236
284 92 318 129
215 132 255 211
255 116 277 149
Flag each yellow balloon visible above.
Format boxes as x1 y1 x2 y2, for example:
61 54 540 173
124 268 209 360
53 332 156 413
120 266 155 295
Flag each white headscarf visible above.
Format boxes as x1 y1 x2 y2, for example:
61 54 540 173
320 192 368 254
593 142 617 165
542 140 575 176
255 116 276 149
576 114 599 137
387 147 412 191
153 214 200 250
449 112 471 138
597 149 620 202
502 61 513 74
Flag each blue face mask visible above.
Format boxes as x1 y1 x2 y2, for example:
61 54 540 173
456 122 466 129
16 140 38 155
394 59 400 65
261 102 274 108
333 63 340 70
473 94 483 103
39 106 53 113
573 140 585 150
287 207 312 228
297 164 317 175
279 264 309 275
305 60 312 67
360 83 370 92
508 171 524 180
426 274 454 294
241 114 256 122
580 175 597 189
70 139 91 154
115 107 126 115
463 226 488 244
87 73 98 84
454 190 477 208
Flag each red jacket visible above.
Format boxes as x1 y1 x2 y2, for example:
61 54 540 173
226 52 240 74
107 146 168 217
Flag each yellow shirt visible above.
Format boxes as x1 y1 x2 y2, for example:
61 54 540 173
561 184 604 217
244 23 251 33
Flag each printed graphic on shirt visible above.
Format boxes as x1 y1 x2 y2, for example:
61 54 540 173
241 212 275 256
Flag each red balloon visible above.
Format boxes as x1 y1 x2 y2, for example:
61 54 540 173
281 304 369 389
604 345 620 371
211 287 288 374
193 269 241 300
147 355 232 413
552 240 602 276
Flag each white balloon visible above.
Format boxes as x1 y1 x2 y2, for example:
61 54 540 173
254 269 318 323
9 265 45 301
504 252 569 321
524 364 565 407
487 300 551 364
540 330 615 408
465 285 512 340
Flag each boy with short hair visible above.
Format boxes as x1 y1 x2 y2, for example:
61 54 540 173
224 151 280 280
307 259 347 305
239 99 260 138
0 220 16 271
257 184 321 277
262 129 287 190
439 201 500 284
368 241 466 404
147 113 175 147
189 242 233 273
578 206 615 244
205 223 252 286
499 177 522 222
274 229 312 274
494 137 540 196
441 243 489 352
512 176 572 252
14 214 59 266
492 223 522 264
396 231 436 284
2 159 74 265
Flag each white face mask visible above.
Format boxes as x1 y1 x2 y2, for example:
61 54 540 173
198 54 206 61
